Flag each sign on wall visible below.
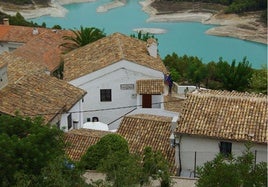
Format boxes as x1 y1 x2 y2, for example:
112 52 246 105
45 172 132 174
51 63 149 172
120 84 134 90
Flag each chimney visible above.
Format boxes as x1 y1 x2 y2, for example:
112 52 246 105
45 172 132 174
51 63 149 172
0 63 8 90
146 38 158 58
3 18 9 26
32 28 39 35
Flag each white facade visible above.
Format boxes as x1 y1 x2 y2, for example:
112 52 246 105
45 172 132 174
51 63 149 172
174 135 267 178
82 122 109 131
58 99 84 131
0 41 23 54
0 63 7 90
69 60 166 130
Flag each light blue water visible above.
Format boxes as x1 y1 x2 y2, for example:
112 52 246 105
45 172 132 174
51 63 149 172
30 0 267 69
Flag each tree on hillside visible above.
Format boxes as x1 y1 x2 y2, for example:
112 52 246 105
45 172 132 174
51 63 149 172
0 114 88 186
163 52 258 92
61 26 106 52
142 147 173 187
205 61 222 89
79 134 129 170
130 31 157 42
250 65 268 94
0 12 41 27
98 151 142 187
163 53 205 85
80 135 173 187
216 57 253 91
196 144 267 187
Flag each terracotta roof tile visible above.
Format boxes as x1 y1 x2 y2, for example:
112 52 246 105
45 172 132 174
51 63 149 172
136 79 164 94
64 129 113 161
176 90 268 144
164 95 186 113
0 25 73 72
63 32 168 81
12 29 72 72
0 25 10 40
0 25 48 43
0 61 7 69
0 52 46 83
117 114 177 174
0 53 86 123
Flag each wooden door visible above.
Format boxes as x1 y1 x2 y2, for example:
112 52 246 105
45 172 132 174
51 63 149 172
142 94 152 108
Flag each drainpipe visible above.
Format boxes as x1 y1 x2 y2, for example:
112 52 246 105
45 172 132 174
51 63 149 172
176 135 182 176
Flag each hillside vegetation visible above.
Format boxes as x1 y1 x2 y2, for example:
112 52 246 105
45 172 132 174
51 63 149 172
0 0 50 6
0 11 43 27
152 0 267 24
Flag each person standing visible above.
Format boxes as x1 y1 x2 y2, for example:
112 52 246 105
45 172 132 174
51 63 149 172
164 72 173 95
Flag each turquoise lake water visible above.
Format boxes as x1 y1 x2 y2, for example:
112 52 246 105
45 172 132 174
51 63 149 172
30 0 267 69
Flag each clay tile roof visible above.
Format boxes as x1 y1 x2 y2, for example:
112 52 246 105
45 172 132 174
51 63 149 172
64 129 113 161
63 32 168 81
12 29 72 72
136 79 164 94
0 25 10 40
0 52 46 83
0 25 73 72
176 90 268 144
0 61 7 69
0 25 48 43
117 114 177 174
164 95 186 113
0 53 86 123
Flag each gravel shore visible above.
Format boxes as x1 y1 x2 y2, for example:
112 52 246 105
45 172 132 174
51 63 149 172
141 0 267 44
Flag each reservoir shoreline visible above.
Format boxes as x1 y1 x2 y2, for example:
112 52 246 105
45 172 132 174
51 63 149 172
0 0 267 45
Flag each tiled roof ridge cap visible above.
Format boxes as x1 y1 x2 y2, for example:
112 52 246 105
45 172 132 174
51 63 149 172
126 114 172 122
137 78 163 81
192 91 267 101
113 33 125 59
67 128 112 135
13 70 46 84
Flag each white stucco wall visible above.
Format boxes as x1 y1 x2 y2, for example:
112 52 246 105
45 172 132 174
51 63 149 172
0 42 23 54
69 60 165 130
0 64 8 90
175 135 267 178
59 99 84 131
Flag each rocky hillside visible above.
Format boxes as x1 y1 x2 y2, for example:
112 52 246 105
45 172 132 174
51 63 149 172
0 0 50 6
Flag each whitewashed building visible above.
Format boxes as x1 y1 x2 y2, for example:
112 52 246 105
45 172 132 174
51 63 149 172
172 90 267 177
63 33 170 130
0 52 86 130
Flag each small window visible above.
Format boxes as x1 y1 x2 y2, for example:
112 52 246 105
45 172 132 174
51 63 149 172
56 121 60 129
67 114 72 130
219 141 232 156
92 117 99 122
8 47 16 52
100 89 112 102
86 118 91 122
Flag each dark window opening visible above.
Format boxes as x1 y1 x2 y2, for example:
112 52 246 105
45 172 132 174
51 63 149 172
219 141 232 156
67 114 72 130
86 118 91 122
8 47 16 52
92 117 99 122
100 89 112 102
56 121 60 129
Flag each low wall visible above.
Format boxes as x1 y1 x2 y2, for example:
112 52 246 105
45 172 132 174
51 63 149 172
83 170 198 187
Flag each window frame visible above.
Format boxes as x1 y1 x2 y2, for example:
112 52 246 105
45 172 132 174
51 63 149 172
219 141 232 157
67 114 72 130
100 89 112 102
